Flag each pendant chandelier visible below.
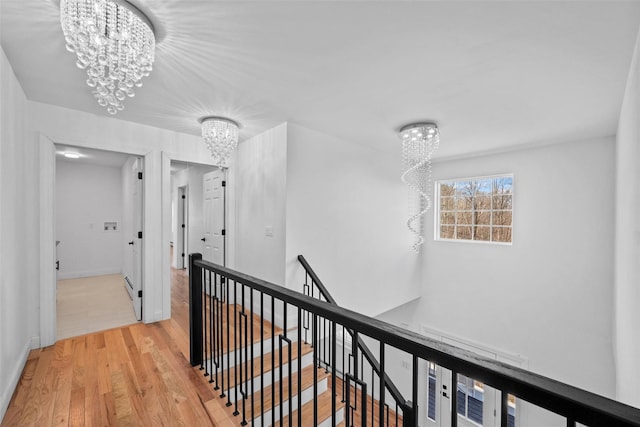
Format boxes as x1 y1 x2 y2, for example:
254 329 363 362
200 117 240 169
60 0 156 115
399 122 440 252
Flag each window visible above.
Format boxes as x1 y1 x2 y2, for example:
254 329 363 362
427 362 437 421
457 374 484 425
437 175 513 243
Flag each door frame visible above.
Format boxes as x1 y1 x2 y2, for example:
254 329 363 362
176 185 188 269
39 135 150 346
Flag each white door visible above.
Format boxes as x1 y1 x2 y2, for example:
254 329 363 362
130 158 143 320
202 170 224 265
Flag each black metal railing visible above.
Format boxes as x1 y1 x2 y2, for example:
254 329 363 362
189 253 640 427
298 255 412 426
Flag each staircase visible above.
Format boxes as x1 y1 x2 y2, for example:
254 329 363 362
196 301 345 426
188 254 640 427
189 258 407 426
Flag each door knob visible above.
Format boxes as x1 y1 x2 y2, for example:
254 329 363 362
128 241 134 245
201 237 206 242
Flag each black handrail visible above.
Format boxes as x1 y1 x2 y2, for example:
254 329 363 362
190 254 640 426
298 255 411 414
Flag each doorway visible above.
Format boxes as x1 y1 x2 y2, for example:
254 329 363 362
55 145 143 338
170 161 221 269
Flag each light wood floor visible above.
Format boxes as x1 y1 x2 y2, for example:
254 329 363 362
57 274 138 340
3 268 241 426
3 267 392 426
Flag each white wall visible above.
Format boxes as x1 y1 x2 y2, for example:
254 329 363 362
0 47 40 421
384 138 617 402
614 29 640 408
56 160 124 279
285 124 422 316
234 123 288 285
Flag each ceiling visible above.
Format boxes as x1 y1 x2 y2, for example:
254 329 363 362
2 1 640 159
55 145 133 167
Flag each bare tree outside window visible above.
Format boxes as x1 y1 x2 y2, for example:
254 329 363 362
437 175 513 243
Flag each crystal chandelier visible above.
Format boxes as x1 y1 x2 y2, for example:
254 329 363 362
200 117 240 169
399 123 440 252
60 0 155 115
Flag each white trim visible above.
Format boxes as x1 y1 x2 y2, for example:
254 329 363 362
57 268 122 280
0 339 30 421
39 133 57 348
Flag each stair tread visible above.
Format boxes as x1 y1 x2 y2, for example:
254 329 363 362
277 389 345 427
250 365 330 417
201 300 282 353
207 339 314 392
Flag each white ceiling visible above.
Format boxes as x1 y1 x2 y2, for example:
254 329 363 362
55 145 133 167
2 1 640 159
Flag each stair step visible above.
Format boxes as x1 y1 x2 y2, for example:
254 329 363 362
276 389 345 427
209 341 315 402
200 301 283 358
335 376 404 427
251 365 330 426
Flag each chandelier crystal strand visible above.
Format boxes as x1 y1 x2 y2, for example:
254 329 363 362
201 118 240 169
60 0 155 115
400 123 440 252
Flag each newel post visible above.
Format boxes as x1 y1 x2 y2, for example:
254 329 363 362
189 253 203 366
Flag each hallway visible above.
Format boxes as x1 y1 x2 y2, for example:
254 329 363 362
2 268 239 426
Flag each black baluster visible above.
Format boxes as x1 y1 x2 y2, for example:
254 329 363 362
313 314 318 427
331 321 337 427
297 306 302 427
188 254 202 367
233 280 240 415
250 288 255 425
379 343 385 427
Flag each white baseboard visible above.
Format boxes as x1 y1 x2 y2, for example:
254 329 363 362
57 268 122 280
30 336 40 350
0 339 30 423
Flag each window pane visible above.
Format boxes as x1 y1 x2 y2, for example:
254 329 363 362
440 183 455 197
492 211 513 226
440 212 455 225
457 212 472 225
456 196 473 210
492 227 512 243
475 195 491 209
493 195 512 209
457 226 472 240
475 226 491 241
441 196 455 211
494 177 513 194
476 211 491 225
440 226 455 239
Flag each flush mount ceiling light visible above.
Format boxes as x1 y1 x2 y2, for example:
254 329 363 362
60 0 156 115
200 117 240 169
399 122 440 252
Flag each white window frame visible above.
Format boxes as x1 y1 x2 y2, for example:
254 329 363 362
435 173 514 245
